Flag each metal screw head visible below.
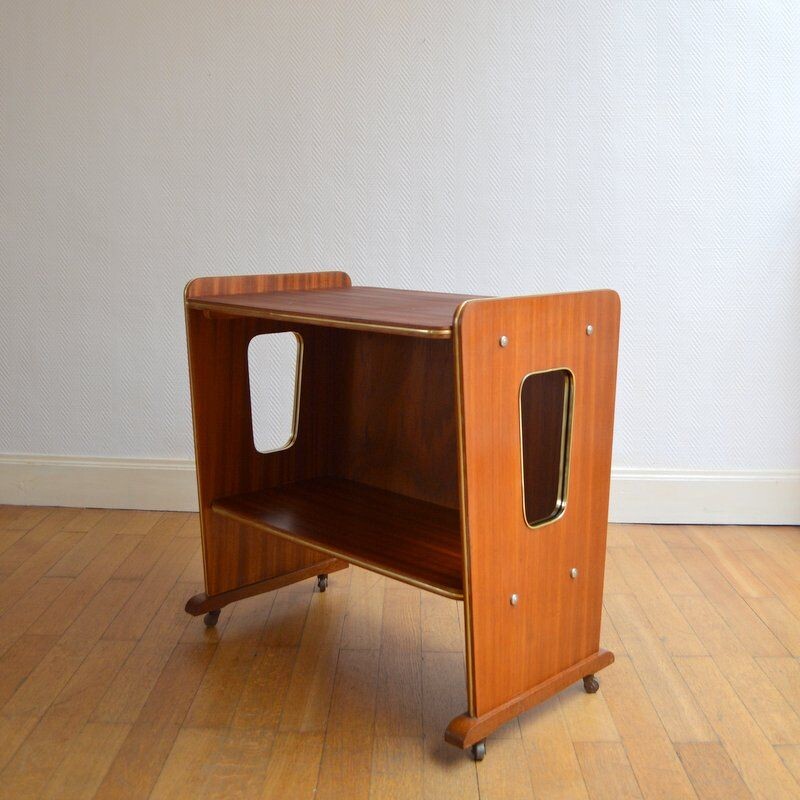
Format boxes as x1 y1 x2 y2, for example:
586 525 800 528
510 593 518 606
585 324 594 336
570 568 579 579
499 335 509 348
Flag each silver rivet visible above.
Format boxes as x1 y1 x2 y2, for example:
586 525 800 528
510 593 518 606
499 335 509 347
570 568 578 579
585 324 594 336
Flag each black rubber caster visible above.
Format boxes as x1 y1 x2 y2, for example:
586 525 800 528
471 740 486 761
317 574 329 592
583 674 599 694
203 609 221 627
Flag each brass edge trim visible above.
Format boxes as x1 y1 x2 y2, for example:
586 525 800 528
518 367 576 530
289 332 303 449
183 299 209 591
452 297 481 718
213 504 465 602
246 331 305 454
186 300 453 339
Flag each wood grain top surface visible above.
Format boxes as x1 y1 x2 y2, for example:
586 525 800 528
187 285 485 337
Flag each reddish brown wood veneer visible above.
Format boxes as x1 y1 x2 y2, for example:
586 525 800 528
188 285 483 338
213 477 463 599
183 270 620 759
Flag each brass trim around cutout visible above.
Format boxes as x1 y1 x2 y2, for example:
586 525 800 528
247 331 304 454
518 367 575 530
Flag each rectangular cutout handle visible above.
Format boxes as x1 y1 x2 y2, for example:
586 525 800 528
247 332 303 453
519 368 574 528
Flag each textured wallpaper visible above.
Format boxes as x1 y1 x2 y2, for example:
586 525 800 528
2 1 799 471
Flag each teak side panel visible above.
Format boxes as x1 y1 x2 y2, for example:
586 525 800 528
185 272 352 597
455 290 620 717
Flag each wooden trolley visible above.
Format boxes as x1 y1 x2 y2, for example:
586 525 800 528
183 271 620 759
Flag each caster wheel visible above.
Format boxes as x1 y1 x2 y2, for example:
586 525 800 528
203 609 221 627
471 740 486 761
583 674 599 694
317 574 329 592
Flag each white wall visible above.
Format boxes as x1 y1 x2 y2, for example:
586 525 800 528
2 1 799 522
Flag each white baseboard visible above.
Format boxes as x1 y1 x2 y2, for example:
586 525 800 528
0 454 198 512
0 455 798 525
608 467 800 525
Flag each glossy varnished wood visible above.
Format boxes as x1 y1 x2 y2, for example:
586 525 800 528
184 271 352 300
214 478 463 599
327 331 459 509
185 272 620 754
188 286 482 338
184 558 347 615
452 290 620 727
185 272 462 608
446 649 615 748
185 271 353 600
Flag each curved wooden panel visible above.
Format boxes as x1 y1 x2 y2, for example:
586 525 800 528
185 270 351 299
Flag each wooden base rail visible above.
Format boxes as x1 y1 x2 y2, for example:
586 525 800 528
185 559 349 616
182 271 620 759
445 649 615 751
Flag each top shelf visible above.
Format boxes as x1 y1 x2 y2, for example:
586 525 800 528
186 286 483 338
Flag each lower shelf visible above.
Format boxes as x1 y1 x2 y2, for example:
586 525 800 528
212 477 464 599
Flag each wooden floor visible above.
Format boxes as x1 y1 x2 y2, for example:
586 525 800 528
0 507 798 799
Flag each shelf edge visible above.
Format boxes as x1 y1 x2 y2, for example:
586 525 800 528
187 299 454 339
